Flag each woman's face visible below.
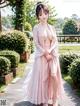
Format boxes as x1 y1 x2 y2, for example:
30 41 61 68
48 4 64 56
38 8 49 23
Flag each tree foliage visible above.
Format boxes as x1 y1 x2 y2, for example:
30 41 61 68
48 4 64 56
2 0 27 31
62 20 78 34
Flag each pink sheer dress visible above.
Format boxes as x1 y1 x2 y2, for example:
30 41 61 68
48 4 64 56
22 23 64 105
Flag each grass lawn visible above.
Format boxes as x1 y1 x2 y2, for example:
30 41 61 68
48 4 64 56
0 84 6 93
59 45 80 54
62 74 73 86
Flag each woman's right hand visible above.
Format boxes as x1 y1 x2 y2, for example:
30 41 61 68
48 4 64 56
44 49 49 56
44 49 53 61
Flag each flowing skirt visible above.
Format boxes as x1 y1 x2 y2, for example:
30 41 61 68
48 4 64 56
22 54 64 105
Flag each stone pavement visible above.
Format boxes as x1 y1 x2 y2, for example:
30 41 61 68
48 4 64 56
0 52 80 106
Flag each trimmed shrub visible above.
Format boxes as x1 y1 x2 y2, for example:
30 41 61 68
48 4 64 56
0 50 20 68
30 40 34 53
0 56 11 76
59 53 80 74
25 31 34 53
0 30 27 54
68 58 80 88
24 22 32 31
25 31 33 38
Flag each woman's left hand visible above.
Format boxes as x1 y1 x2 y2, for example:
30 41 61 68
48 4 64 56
45 54 53 61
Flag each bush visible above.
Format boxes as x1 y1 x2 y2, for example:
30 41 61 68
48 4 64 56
0 50 20 68
0 30 27 54
68 58 80 88
25 31 34 53
0 56 11 76
30 40 34 53
25 31 33 38
60 53 80 74
24 22 32 31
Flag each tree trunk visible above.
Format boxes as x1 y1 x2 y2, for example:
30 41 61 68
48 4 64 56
0 9 2 31
15 0 25 31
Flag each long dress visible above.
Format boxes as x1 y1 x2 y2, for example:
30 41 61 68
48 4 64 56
22 23 64 105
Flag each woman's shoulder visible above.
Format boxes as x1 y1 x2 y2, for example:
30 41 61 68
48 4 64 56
32 24 39 31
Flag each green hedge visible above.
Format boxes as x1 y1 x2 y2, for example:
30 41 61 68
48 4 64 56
25 31 33 38
68 58 80 88
0 30 27 54
60 53 80 74
24 31 34 53
0 50 20 68
0 56 11 76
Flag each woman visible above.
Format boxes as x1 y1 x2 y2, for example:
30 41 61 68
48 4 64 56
22 2 64 106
